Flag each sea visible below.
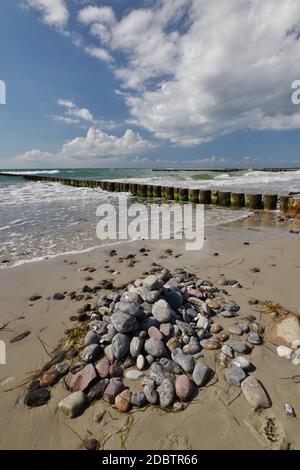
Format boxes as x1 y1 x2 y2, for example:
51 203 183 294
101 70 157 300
0 168 299 268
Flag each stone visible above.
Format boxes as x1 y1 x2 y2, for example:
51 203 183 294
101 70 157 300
112 333 130 360
183 337 200 355
159 323 173 338
90 320 108 335
221 344 234 358
144 382 159 405
40 361 69 386
210 323 223 334
53 292 65 300
70 364 97 391
87 379 109 402
217 332 229 342
152 299 174 323
206 299 221 310
144 338 167 357
24 387 50 407
150 363 168 385
176 320 195 337
58 391 86 418
146 354 155 366
115 389 132 412
95 357 110 379
159 358 181 374
84 331 100 346
166 337 181 352
277 345 293 359
241 376 271 409
143 275 160 291
232 356 250 370
136 354 146 370
111 311 136 333
164 287 183 309
109 363 123 378
200 339 221 350
171 348 194 373
192 361 212 386
291 348 300 365
230 341 248 354
140 288 161 303
104 344 114 363
247 332 262 345
131 391 147 407
30 294 42 301
103 378 125 404
157 379 175 408
175 375 193 401
125 369 144 380
121 291 140 303
148 326 163 341
130 337 144 358
197 314 210 330
224 366 246 386
81 344 101 363
228 325 243 336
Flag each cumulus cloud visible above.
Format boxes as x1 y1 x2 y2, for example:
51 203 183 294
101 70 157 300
24 0 69 28
84 46 113 63
56 98 94 123
15 128 154 165
77 0 300 146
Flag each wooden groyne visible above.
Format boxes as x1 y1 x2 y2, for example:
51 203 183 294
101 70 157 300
0 172 299 215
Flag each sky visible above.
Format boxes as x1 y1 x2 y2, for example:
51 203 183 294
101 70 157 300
0 0 300 169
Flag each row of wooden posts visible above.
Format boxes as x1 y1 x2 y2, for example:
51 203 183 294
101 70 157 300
1 173 299 215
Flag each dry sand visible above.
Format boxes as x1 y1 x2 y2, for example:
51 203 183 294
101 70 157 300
0 213 299 450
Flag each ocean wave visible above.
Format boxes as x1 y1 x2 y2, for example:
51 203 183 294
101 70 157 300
2 170 60 175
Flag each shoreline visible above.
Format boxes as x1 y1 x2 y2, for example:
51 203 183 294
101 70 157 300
0 214 299 450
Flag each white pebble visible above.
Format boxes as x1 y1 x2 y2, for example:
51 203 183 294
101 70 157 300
277 345 293 359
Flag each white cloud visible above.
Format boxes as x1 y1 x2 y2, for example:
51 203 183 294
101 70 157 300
24 0 69 28
53 115 80 125
15 128 154 165
78 0 300 146
84 46 113 63
78 6 116 26
56 98 94 122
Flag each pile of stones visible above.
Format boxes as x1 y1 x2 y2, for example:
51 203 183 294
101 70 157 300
24 267 271 417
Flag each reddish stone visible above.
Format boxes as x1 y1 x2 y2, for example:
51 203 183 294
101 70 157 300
159 323 173 338
69 364 97 392
95 357 110 379
175 375 194 402
148 326 163 341
103 378 125 404
115 389 132 412
109 363 123 378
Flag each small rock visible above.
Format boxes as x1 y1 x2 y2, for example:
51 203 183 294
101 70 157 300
277 345 293 359
131 391 147 407
232 356 250 370
104 344 114 363
200 339 221 350
183 336 200 355
172 348 194 373
87 379 109 402
192 361 212 386
53 292 65 300
136 354 146 370
109 363 123 377
81 344 101 363
247 332 262 345
85 438 99 451
30 294 42 301
103 378 125 404
70 364 97 391
159 358 181 374
166 337 181 352
84 331 100 347
58 391 86 418
197 314 210 330
150 363 168 384
111 311 136 333
144 338 167 357
175 375 193 401
152 299 174 323
221 344 234 358
228 325 243 336
130 336 144 358
217 332 229 342
241 376 271 409
230 341 248 354
144 382 158 404
125 369 144 380
143 275 160 291
24 387 50 407
284 403 296 417
95 357 110 379
112 333 130 360
148 326 163 341
224 366 246 386
210 323 223 334
159 323 173 338
157 379 175 408
140 288 161 303
291 348 300 365
115 389 132 412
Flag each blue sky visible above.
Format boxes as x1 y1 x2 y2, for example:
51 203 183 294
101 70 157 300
0 0 300 169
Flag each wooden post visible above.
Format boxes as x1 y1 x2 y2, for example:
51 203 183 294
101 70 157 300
123 183 130 192
217 191 231 206
139 184 148 197
188 188 199 203
280 196 289 214
179 188 188 202
198 190 211 204
147 185 153 197
130 183 138 196
246 194 263 209
165 186 174 200
263 194 278 211
107 181 115 192
174 187 180 201
161 186 166 198
211 190 218 205
230 193 245 208
288 197 300 216
152 185 161 198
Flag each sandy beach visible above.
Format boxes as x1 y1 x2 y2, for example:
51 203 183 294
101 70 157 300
0 212 299 450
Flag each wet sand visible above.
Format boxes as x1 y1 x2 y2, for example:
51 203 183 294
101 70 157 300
0 214 299 450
